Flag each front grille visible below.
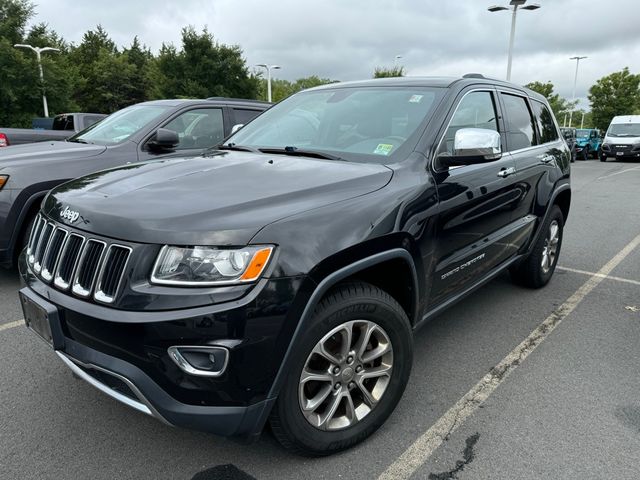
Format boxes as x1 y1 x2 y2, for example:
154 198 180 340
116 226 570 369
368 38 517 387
27 214 132 304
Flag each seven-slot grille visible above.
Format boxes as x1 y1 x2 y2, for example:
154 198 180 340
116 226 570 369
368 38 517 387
26 214 132 304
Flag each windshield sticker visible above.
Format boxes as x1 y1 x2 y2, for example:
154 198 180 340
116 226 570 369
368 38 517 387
409 95 423 103
373 144 394 155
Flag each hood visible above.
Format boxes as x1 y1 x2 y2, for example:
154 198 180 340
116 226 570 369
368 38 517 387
0 141 106 168
604 135 640 145
44 152 393 245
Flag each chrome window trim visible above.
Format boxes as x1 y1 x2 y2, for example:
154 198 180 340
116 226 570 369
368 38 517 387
40 227 69 282
71 239 107 297
53 233 86 290
94 244 133 304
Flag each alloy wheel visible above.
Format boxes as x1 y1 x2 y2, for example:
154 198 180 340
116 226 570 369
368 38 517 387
541 219 560 274
298 320 393 431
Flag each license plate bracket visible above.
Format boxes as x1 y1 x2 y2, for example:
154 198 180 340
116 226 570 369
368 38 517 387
19 288 65 350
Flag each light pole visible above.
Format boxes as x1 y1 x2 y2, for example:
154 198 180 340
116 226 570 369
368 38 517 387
488 1 541 81
568 56 587 127
256 64 281 103
14 44 60 117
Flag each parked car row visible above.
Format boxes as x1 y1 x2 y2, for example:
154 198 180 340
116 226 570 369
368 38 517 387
0 112 107 147
12 75 575 456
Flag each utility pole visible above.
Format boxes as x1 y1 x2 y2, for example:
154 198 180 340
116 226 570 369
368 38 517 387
14 44 60 117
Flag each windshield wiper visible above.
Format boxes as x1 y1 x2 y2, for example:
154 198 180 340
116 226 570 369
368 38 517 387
259 146 345 161
216 143 262 153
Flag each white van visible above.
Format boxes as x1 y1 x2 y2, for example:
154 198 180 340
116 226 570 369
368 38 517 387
600 115 640 161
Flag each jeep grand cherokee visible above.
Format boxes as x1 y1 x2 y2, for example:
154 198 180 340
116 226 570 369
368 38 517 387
19 75 570 456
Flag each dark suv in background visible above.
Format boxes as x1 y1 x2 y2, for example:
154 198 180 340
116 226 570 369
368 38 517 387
0 98 269 268
20 75 570 456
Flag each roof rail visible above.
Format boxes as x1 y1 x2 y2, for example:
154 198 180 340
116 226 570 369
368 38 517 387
462 73 486 79
206 96 271 104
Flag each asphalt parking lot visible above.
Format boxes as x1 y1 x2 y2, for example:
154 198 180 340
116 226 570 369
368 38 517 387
1 159 639 480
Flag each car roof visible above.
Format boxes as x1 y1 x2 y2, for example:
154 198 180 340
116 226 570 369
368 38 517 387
611 115 640 124
304 74 548 102
138 98 270 108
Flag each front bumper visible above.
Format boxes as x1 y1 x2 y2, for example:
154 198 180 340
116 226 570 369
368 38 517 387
19 252 307 439
601 144 640 158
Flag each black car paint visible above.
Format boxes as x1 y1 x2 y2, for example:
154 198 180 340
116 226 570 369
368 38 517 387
0 99 270 267
19 77 570 441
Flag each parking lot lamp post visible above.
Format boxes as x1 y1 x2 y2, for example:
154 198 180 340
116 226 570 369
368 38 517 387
14 44 60 118
256 64 281 103
488 1 540 81
580 112 585 129
568 56 587 127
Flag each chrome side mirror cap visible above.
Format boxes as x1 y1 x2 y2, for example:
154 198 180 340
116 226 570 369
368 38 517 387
230 124 244 134
440 128 502 167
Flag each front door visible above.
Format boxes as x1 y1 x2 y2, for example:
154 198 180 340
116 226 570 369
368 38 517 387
429 89 521 307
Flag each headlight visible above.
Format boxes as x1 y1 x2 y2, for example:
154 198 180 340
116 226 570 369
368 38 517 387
151 245 274 286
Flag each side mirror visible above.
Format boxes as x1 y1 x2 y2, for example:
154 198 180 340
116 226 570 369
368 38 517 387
230 124 244 134
439 128 502 167
148 128 179 151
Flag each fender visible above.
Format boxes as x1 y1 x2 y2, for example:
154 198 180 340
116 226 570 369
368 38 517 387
245 248 419 440
526 182 571 256
6 190 48 257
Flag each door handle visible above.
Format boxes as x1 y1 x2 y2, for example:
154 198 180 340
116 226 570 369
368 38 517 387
497 166 516 178
538 154 554 164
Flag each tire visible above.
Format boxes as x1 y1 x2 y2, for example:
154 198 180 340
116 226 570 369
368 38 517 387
510 205 564 289
600 155 607 162
583 146 589 161
270 282 413 456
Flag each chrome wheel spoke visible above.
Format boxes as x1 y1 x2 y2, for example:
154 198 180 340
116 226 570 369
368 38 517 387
318 392 343 429
360 363 392 380
355 379 378 407
361 340 391 364
355 322 375 362
313 342 340 365
344 390 357 424
300 368 333 385
338 324 353 360
301 384 333 412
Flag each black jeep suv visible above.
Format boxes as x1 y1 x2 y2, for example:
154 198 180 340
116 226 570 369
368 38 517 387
19 75 570 456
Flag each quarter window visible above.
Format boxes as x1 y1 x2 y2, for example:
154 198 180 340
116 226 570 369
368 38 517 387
531 101 559 144
440 91 498 155
163 108 224 150
501 93 536 151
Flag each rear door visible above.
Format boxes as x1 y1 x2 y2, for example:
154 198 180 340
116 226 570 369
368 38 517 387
429 88 521 307
502 92 565 249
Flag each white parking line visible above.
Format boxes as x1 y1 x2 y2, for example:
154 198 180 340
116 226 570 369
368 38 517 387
378 232 640 480
0 320 24 332
597 165 640 181
557 266 640 287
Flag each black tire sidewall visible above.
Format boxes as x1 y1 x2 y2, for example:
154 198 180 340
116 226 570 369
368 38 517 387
273 285 412 455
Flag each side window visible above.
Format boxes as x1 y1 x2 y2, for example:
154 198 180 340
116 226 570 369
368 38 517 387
233 108 262 126
531 100 559 144
163 108 224 150
440 91 498 155
501 93 536 150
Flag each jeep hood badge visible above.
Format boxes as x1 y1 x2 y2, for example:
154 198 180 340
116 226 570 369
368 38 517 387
60 206 80 223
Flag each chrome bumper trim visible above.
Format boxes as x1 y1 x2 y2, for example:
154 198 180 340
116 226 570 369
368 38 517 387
56 351 171 425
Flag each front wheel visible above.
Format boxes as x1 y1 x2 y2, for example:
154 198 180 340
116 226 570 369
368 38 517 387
600 154 607 162
583 146 590 161
510 205 564 288
270 282 412 456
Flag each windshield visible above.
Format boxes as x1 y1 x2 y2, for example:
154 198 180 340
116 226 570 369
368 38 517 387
69 105 171 145
225 86 443 162
576 129 590 138
608 123 640 137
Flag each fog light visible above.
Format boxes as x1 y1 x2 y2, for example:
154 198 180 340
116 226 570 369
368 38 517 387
167 346 229 377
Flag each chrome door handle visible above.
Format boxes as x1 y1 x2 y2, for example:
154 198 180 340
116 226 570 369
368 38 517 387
497 166 516 178
538 154 554 164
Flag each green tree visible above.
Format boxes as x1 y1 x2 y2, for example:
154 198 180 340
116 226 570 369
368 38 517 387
258 75 337 102
588 67 640 131
155 27 259 100
0 0 32 44
524 81 576 123
373 66 405 78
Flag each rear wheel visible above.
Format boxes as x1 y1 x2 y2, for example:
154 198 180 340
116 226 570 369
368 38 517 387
270 282 412 456
511 205 564 288
583 146 590 160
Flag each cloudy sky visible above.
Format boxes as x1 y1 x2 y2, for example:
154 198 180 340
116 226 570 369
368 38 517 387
29 0 640 109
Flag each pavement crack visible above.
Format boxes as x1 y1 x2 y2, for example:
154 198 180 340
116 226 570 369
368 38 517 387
428 433 480 480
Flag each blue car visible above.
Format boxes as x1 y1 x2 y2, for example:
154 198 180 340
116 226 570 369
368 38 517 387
575 128 602 160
